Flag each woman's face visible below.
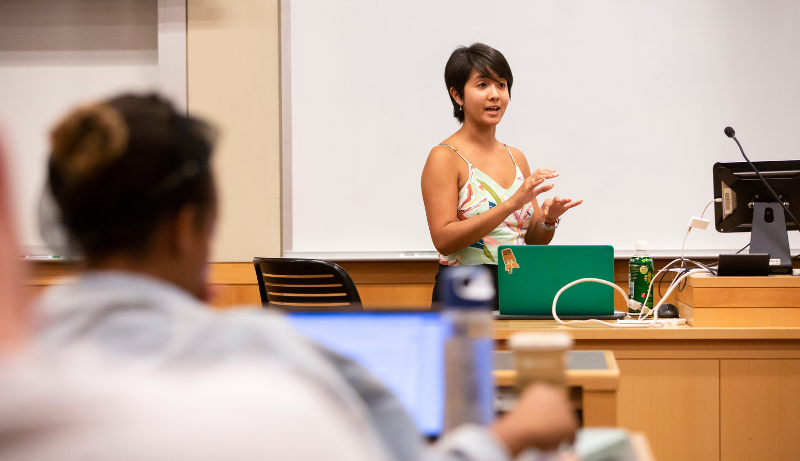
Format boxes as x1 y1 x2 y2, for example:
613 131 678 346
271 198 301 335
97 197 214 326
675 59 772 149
458 69 509 126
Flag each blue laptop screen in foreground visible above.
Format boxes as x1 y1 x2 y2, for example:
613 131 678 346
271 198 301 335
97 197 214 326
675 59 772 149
286 312 451 436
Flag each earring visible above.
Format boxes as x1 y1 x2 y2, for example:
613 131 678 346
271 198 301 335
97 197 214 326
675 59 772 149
459 105 463 111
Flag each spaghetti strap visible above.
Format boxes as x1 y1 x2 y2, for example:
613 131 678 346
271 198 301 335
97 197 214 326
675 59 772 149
438 143 469 164
503 144 519 167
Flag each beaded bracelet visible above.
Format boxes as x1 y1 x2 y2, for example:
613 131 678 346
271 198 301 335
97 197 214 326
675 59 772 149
538 209 560 230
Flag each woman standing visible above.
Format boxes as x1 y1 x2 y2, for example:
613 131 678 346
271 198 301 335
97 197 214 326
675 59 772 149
422 43 583 307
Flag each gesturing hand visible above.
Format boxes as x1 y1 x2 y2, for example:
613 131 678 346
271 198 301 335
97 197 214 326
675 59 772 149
540 196 583 223
511 169 557 209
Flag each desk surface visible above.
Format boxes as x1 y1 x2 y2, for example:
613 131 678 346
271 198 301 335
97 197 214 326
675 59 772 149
494 350 619 390
494 320 800 340
495 350 609 371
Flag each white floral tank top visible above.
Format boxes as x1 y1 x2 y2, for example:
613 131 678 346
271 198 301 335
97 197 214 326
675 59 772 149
438 143 534 266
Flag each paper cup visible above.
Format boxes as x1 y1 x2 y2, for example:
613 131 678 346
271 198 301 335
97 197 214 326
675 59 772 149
508 332 573 388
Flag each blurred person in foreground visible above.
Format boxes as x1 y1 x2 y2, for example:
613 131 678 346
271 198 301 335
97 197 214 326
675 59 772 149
0 132 390 461
34 94 578 461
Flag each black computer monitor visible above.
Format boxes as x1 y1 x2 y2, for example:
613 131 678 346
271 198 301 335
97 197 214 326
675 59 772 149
713 160 800 274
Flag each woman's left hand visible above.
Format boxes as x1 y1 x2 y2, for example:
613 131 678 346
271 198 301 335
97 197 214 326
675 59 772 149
540 196 583 223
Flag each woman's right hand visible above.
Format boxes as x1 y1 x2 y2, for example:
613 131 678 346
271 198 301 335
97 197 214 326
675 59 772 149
509 169 558 209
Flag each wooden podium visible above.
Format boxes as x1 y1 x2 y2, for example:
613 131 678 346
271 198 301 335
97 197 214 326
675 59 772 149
674 273 800 327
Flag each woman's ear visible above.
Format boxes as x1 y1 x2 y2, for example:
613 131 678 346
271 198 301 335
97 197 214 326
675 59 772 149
165 204 214 301
172 204 203 257
449 87 462 106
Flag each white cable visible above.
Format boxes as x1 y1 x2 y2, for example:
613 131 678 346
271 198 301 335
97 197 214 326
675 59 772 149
642 198 721 315
639 257 681 320
552 269 706 328
678 199 717 269
638 257 715 320
638 264 685 320
680 228 691 264
701 198 722 219
639 257 685 320
551 198 724 328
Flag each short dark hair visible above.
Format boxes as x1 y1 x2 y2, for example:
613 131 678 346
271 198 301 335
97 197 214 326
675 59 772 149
444 43 513 123
46 94 216 259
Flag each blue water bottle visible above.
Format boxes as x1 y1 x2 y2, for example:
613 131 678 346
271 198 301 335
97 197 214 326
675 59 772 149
440 266 496 431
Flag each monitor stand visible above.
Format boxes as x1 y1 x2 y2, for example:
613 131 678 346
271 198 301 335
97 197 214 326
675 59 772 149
750 202 792 274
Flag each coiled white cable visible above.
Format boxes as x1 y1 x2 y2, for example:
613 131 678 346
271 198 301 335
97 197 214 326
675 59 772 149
551 269 706 328
553 199 723 327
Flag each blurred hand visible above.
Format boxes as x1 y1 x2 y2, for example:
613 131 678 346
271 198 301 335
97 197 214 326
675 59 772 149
490 382 578 456
0 135 28 351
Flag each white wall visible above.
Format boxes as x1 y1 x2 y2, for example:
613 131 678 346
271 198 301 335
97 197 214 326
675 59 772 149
0 0 190 256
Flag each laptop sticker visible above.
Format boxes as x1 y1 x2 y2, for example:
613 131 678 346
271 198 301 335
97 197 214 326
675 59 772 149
501 248 520 274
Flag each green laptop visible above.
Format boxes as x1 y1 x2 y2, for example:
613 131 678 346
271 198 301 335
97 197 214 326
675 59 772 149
497 245 615 317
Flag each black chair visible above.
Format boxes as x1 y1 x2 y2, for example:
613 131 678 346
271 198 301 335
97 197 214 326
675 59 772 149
253 257 363 311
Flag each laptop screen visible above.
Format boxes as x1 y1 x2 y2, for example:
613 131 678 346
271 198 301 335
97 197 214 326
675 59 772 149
286 312 452 436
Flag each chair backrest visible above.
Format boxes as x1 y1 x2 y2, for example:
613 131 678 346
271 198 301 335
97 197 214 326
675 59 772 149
253 258 362 311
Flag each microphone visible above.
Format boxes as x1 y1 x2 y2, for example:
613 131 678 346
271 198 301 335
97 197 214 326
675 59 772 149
723 127 800 249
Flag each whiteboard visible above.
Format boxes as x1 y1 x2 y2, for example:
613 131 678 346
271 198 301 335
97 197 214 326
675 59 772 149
0 0 186 256
283 0 800 259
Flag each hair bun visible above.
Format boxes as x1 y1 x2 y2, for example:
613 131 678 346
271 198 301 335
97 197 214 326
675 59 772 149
50 102 129 179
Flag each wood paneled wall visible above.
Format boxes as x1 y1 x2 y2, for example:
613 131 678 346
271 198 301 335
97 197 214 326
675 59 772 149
187 0 282 262
24 258 721 310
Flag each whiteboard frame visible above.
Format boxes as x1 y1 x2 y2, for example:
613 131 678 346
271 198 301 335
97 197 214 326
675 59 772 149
281 0 294 256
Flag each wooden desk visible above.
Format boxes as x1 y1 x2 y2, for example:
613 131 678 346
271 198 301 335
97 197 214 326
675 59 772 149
494 350 619 427
674 273 800 327
494 322 800 461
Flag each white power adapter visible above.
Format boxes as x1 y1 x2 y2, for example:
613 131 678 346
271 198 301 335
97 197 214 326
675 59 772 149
688 216 709 230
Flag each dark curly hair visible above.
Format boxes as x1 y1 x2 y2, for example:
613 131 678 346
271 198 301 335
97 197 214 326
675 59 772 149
46 94 216 259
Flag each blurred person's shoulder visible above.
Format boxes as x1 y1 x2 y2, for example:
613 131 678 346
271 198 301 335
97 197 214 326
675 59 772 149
32 271 292 354
0 356 391 461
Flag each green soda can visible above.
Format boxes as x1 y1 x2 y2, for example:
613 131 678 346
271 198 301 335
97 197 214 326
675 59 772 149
628 241 654 314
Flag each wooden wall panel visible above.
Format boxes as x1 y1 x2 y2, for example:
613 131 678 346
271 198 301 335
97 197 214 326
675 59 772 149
208 284 262 309
617 359 720 461
26 258 708 310
357 284 433 310
337 261 439 284
720 359 800 461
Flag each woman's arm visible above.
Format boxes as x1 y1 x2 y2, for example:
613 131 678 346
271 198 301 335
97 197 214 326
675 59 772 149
512 148 552 245
421 146 555 256
526 219 556 245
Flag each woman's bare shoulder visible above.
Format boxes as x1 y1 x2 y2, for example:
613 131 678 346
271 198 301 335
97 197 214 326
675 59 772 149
506 145 531 176
426 143 461 167
422 143 463 189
